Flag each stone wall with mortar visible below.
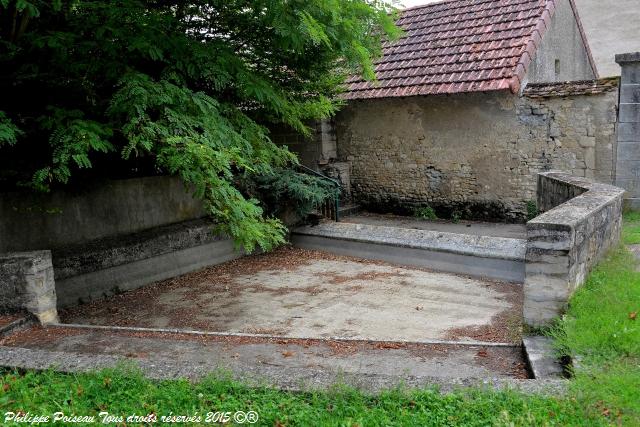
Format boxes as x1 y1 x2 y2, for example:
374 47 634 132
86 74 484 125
270 119 336 169
0 251 58 323
0 176 205 253
336 82 618 221
524 172 624 326
270 120 352 197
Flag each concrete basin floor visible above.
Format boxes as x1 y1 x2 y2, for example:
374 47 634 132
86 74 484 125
60 247 523 344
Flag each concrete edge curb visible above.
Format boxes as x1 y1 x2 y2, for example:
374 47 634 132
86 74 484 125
0 345 567 395
54 323 520 348
293 223 526 262
522 336 564 379
0 316 32 336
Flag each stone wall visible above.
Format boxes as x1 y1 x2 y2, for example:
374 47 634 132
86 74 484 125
524 172 624 326
0 176 204 253
270 120 352 197
0 251 58 323
270 119 336 169
336 80 618 221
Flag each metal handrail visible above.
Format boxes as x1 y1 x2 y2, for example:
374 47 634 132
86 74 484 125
296 163 341 222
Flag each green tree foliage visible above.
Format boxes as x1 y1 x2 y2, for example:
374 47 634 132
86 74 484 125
245 167 341 218
0 0 399 251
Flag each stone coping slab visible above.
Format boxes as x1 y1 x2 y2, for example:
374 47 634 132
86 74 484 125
294 222 526 262
53 218 227 280
524 171 624 326
522 336 564 379
530 172 625 228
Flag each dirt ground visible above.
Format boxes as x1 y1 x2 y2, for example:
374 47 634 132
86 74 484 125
61 246 523 343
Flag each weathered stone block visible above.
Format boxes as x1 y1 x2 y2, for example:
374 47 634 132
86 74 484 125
615 178 640 195
0 251 59 324
578 136 596 148
584 148 596 170
621 62 640 85
618 122 640 142
616 52 640 65
620 85 640 104
619 104 640 124
617 142 640 161
616 160 640 179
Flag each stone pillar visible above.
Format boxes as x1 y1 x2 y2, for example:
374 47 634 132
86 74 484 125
0 251 59 324
317 119 337 165
616 52 640 208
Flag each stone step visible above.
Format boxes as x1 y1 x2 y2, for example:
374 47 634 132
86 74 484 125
0 325 533 390
291 222 526 283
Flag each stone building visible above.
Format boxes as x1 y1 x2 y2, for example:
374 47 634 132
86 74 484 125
283 0 630 221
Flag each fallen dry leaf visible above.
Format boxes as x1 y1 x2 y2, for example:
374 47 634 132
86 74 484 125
629 312 637 320
375 342 403 350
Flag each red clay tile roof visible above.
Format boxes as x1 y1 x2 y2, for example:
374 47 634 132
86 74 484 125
344 0 580 100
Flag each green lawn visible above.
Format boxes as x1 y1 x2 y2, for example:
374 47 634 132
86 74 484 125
622 210 640 245
1 215 639 426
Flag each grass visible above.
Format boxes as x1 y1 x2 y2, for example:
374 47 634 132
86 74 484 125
1 214 639 426
413 205 438 220
0 368 600 426
550 241 640 425
622 210 640 244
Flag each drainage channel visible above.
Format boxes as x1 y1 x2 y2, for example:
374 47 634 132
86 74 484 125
53 322 520 348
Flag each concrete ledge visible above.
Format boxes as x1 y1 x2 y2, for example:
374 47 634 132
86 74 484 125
522 336 564 379
292 222 525 282
0 345 567 394
53 219 225 280
53 219 240 307
56 240 240 308
524 172 624 326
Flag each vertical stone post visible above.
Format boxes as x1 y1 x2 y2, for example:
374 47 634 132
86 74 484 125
616 52 640 208
0 251 59 324
317 119 337 165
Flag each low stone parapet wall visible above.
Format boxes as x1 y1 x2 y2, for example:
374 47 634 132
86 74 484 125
52 219 240 307
524 172 624 326
1 220 240 320
292 222 526 283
